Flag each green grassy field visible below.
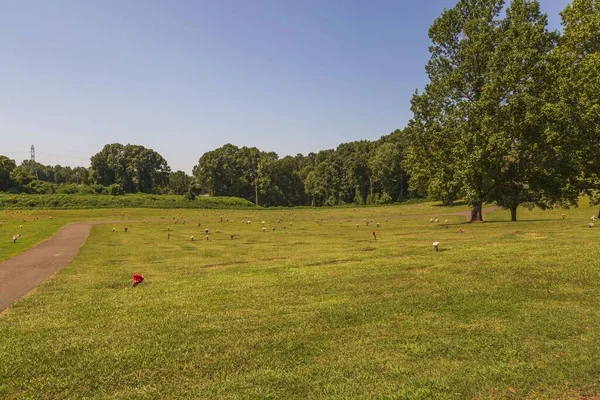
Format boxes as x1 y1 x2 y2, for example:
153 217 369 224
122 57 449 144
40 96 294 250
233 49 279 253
0 208 170 262
1 202 599 399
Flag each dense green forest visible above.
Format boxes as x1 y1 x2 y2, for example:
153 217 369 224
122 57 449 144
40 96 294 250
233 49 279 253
1 0 598 220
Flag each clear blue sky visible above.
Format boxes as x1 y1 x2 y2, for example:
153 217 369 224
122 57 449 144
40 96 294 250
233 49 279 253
1 0 571 174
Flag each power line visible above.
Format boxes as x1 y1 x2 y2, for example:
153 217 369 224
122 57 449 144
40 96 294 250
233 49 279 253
42 161 87 168
3 150 91 162
37 152 91 161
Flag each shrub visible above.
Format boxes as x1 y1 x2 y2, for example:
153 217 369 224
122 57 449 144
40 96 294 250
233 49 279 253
90 184 108 195
353 189 364 206
185 188 196 201
108 184 125 196
9 185 34 194
28 181 56 194
77 185 96 195
378 192 393 204
56 184 79 194
325 196 337 206
0 193 258 210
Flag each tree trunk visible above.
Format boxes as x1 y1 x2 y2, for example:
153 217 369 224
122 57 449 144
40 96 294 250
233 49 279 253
254 179 258 206
400 181 404 202
597 207 600 219
469 202 483 222
399 173 404 201
510 205 517 222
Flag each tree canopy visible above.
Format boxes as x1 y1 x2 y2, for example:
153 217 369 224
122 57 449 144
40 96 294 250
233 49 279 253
191 138 408 207
90 143 170 193
404 0 593 221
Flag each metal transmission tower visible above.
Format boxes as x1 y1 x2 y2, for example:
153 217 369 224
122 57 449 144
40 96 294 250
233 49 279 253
30 145 38 177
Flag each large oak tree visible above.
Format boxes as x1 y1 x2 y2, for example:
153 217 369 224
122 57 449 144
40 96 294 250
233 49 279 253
405 0 576 221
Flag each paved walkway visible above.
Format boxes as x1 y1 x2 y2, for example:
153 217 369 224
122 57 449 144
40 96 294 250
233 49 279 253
1 222 96 313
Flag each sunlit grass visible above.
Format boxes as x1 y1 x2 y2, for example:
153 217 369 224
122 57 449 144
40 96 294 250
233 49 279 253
1 202 599 399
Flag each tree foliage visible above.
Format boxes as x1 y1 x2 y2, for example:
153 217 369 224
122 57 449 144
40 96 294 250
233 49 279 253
168 171 193 195
0 156 16 191
90 143 170 193
552 0 600 215
404 0 585 221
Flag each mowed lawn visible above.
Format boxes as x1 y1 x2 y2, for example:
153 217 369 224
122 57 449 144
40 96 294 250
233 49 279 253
1 203 600 399
0 208 167 262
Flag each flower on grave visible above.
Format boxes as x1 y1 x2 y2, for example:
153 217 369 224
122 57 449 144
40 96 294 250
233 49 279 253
132 274 144 287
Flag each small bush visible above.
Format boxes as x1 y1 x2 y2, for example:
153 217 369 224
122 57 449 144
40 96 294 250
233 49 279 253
378 192 393 204
325 196 337 206
8 185 33 194
90 184 108 195
76 185 96 195
28 181 56 194
108 184 125 196
56 184 79 194
185 189 196 201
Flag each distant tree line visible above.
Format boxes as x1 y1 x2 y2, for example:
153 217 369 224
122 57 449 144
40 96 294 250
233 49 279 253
191 134 409 207
0 132 411 207
0 144 192 197
0 0 597 220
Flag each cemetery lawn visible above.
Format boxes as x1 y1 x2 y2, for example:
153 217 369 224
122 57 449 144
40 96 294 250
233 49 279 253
1 202 599 399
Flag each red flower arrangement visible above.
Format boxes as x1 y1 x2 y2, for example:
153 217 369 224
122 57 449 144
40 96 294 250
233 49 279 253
132 274 144 287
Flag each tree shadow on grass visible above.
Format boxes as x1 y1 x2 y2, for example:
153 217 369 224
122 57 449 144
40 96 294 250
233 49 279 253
431 201 468 208
481 219 565 224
